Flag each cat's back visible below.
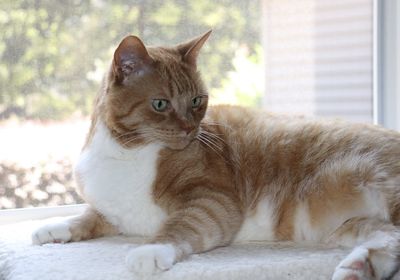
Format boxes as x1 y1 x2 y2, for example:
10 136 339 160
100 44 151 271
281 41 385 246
206 105 400 157
205 105 400 191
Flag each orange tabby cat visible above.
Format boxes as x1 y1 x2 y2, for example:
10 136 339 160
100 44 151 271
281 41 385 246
32 31 400 280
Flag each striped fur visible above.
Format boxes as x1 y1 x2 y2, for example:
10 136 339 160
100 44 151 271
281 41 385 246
33 33 400 279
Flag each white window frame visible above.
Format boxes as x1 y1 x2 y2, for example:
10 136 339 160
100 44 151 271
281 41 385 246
0 204 87 225
1 1 399 225
374 0 400 130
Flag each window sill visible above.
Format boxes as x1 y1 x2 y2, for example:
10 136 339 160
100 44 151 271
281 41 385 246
0 204 87 225
0 217 353 280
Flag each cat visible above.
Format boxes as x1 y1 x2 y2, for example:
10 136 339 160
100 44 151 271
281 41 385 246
32 30 400 280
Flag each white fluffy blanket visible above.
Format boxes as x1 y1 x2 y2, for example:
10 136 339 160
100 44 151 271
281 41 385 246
0 217 358 280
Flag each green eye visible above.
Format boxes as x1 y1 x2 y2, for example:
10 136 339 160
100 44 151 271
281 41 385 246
152 99 169 112
191 96 202 108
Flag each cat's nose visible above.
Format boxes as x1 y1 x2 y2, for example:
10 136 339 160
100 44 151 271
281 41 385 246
181 123 195 135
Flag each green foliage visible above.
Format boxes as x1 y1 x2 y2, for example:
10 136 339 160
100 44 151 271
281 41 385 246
0 0 261 120
211 45 264 107
26 91 78 120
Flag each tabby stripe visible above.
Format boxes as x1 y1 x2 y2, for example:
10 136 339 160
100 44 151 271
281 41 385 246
166 219 204 249
114 121 131 133
192 192 232 219
180 215 212 250
156 223 204 251
185 209 225 243
171 68 180 96
172 68 185 95
182 212 208 228
211 195 236 220
274 199 295 240
177 219 203 237
184 213 222 246
115 100 145 120
179 221 205 250
173 78 182 96
176 68 190 94
187 201 225 235
183 186 236 215
171 67 183 95
115 121 138 133
154 163 198 199
165 67 175 98
180 66 196 94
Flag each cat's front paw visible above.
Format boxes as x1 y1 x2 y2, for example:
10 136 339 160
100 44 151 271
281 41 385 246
125 244 176 275
32 221 72 245
332 247 374 280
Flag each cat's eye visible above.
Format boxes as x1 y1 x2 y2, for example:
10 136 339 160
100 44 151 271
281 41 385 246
152 99 169 112
191 96 202 108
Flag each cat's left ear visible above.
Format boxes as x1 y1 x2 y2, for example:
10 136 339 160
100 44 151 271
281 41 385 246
177 30 212 68
112 35 153 83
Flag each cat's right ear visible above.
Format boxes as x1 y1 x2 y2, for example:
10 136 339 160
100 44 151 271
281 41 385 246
112 36 153 84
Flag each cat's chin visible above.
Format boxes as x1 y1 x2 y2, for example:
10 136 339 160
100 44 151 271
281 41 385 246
164 138 193 150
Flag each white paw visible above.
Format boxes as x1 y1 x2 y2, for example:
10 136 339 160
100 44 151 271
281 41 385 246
32 222 72 245
125 244 176 275
332 247 374 280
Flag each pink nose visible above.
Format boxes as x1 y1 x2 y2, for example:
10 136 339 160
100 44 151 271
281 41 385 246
181 124 195 135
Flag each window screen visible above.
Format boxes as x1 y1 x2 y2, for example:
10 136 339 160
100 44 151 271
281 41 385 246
0 0 261 209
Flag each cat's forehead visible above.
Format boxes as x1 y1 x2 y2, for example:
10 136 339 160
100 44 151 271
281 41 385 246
149 47 201 97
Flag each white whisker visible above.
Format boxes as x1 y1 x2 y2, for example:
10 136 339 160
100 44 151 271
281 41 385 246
199 133 223 151
114 130 140 140
201 130 226 144
202 121 233 131
196 134 224 158
121 136 143 147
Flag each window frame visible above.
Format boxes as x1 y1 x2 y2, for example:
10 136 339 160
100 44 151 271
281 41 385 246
374 0 400 130
0 204 87 225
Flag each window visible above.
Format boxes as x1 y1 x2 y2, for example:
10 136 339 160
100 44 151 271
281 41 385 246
0 0 397 212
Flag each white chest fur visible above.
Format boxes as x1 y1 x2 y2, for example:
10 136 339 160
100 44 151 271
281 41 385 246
75 122 167 236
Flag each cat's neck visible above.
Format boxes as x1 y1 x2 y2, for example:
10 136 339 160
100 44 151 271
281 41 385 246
87 120 162 160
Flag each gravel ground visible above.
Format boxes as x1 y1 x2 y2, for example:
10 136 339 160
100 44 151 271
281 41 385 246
0 160 83 209
0 119 88 209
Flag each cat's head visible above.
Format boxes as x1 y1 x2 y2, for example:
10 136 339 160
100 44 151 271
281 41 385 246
103 31 211 150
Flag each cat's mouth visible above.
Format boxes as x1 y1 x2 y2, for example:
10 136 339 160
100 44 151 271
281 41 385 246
162 131 198 150
148 126 199 150
165 139 192 150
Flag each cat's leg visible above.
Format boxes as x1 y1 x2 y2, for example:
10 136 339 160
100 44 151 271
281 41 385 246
32 207 118 245
125 190 243 275
329 217 400 280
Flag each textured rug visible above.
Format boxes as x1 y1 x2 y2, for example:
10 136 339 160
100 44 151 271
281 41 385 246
0 217 367 280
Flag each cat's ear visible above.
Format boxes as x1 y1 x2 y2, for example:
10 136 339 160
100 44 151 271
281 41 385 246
177 30 212 68
112 35 153 83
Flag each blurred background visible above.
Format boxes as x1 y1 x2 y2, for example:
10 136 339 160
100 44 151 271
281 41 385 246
0 0 384 209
